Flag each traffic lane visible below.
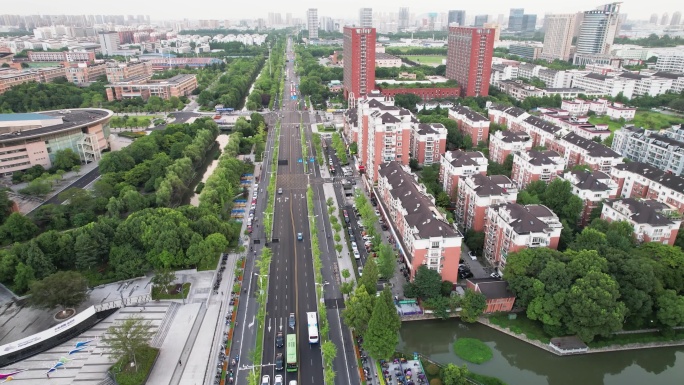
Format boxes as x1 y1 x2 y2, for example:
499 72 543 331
293 194 324 385
42 167 100 205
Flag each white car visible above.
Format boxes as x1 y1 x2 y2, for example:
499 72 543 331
262 375 270 385
351 241 357 249
468 251 477 260
363 235 372 241
275 375 283 385
353 250 361 259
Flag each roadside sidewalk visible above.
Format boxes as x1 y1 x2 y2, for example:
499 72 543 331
321 182 356 285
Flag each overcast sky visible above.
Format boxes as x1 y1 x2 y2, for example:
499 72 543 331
4 1 680 22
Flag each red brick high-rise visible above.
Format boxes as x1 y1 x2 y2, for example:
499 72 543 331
343 27 376 100
446 27 495 97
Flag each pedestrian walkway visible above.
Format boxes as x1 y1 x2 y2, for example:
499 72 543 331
321 182 356 285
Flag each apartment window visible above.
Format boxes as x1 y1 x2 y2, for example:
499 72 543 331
431 241 440 249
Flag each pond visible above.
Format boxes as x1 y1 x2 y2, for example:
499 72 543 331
398 320 684 385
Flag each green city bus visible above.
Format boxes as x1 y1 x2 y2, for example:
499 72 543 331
286 334 297 372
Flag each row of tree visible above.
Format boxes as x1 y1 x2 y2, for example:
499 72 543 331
375 64 446 80
247 36 285 110
295 46 343 109
197 57 265 109
0 119 250 292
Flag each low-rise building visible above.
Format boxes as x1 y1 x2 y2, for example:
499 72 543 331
465 278 516 313
439 150 489 200
378 86 461 101
0 108 113 174
409 123 447 166
611 125 684 176
455 174 518 232
105 74 198 101
28 50 95 63
64 62 107 85
105 61 153 83
377 162 463 282
572 72 636 99
601 198 681 245
511 150 565 189
488 130 533 164
611 162 684 214
550 132 623 172
483 203 562 272
143 57 224 70
448 106 490 146
561 170 618 226
375 52 403 67
0 67 66 94
496 80 544 101
539 109 611 141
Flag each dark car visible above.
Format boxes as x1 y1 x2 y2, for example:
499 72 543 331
348 227 354 238
288 313 295 329
275 332 284 348
275 353 284 371
459 271 474 279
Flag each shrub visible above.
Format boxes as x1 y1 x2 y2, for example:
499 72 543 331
426 363 440 376
453 338 493 364
430 379 443 385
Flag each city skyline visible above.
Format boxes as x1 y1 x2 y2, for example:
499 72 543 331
2 1 681 21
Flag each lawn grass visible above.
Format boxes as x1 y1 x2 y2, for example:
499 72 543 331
590 111 684 132
151 282 191 300
400 55 445 65
453 338 493 364
488 313 552 344
118 131 147 139
110 346 159 385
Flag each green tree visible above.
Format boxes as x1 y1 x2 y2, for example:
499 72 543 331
460 289 487 322
151 269 177 294
29 271 89 315
101 316 155 371
342 284 375 335
442 364 470 385
0 189 14 225
363 286 399 359
0 212 39 244
464 230 485 257
565 271 627 342
656 290 684 329
412 265 443 300
376 243 396 279
13 262 35 294
379 287 401 332
52 149 81 171
359 258 379 296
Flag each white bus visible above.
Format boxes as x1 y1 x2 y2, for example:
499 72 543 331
306 312 319 344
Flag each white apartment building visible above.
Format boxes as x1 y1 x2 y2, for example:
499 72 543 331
511 150 565 188
655 52 684 73
572 72 636 99
612 126 684 176
488 130 533 164
601 198 681 245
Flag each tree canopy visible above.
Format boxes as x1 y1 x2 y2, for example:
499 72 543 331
29 270 89 311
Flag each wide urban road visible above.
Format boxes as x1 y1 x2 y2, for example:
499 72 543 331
261 37 324 385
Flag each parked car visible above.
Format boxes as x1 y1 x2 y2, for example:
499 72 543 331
459 271 474 279
490 272 501 279
468 251 477 260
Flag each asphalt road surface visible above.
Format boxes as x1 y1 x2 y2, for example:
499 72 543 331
259 36 323 385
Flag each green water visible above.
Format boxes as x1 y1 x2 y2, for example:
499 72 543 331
398 320 684 385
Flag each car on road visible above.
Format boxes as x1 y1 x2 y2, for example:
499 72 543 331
358 266 363 276
490 272 501 279
375 209 381 216
348 227 354 238
351 241 357 249
288 313 295 329
278 188 283 194
468 251 477 260
276 332 284 348
275 353 284 371
274 375 283 385
353 250 360 260
297 233 303 241
262 375 270 385
288 380 296 385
